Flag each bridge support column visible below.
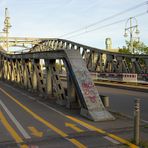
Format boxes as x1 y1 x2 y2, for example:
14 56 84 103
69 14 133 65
23 61 28 89
65 50 115 121
32 60 38 92
45 60 52 97
66 70 77 109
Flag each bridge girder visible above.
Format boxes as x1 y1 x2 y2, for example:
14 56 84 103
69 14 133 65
1 37 148 75
29 39 148 74
0 49 115 121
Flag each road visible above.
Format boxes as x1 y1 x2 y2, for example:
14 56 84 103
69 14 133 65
62 79 148 122
97 86 148 122
0 81 138 148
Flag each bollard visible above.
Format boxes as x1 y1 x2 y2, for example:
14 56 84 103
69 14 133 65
100 95 109 108
133 98 140 145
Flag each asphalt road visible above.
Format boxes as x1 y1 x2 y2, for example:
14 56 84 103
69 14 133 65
0 81 137 148
97 86 148 122
62 80 148 122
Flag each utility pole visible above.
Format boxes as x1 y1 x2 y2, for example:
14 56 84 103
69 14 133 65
124 17 140 54
3 8 11 51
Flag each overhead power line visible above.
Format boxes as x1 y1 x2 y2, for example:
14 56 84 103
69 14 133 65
59 1 148 38
66 11 147 39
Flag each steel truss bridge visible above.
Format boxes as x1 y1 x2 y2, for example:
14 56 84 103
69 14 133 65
0 37 148 121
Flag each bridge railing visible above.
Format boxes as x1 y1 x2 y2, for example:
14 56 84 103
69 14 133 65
29 38 148 77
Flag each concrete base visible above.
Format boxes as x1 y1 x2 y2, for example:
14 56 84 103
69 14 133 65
80 108 115 122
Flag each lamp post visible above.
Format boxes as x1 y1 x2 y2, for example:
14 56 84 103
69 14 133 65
3 8 11 51
124 17 140 54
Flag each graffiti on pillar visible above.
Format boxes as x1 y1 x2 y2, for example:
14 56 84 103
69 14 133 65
75 69 97 103
81 81 97 103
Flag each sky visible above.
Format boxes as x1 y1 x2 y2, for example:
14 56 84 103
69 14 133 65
0 0 148 49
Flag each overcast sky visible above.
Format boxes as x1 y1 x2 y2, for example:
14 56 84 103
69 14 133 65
0 0 148 49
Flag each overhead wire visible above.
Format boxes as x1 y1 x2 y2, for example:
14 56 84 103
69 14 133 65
59 1 148 38
66 11 148 39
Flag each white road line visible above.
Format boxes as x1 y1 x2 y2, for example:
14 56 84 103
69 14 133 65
0 99 31 139
104 136 120 144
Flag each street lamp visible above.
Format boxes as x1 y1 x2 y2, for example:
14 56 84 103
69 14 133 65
124 17 140 54
2 8 11 51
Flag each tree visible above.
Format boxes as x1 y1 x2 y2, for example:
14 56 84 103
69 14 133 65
119 45 132 54
119 41 148 54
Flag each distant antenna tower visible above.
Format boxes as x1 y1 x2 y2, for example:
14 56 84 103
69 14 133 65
3 8 11 51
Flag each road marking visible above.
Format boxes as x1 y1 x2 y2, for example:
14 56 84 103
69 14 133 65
28 126 43 138
1 83 140 147
0 86 87 148
104 136 120 144
6 88 138 147
68 138 86 148
66 115 139 148
0 100 31 139
65 122 84 132
0 111 28 148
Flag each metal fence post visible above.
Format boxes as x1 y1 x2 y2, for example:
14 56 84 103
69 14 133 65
134 98 140 145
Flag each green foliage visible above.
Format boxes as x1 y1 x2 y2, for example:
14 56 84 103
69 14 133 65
119 41 148 54
118 46 131 54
